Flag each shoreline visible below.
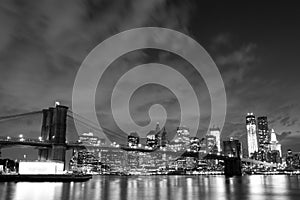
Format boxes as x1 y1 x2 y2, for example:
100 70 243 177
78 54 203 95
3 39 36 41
0 174 92 182
1 170 299 183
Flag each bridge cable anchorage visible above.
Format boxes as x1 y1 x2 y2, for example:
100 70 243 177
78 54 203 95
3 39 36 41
0 111 43 122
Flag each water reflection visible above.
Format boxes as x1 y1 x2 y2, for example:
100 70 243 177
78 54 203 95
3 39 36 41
1 175 300 200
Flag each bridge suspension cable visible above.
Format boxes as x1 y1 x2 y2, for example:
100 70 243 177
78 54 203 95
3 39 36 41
67 110 127 142
0 111 42 122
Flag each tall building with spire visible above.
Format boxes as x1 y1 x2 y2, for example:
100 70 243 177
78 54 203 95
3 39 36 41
146 122 166 147
269 129 282 157
155 122 160 133
246 113 258 157
160 127 167 147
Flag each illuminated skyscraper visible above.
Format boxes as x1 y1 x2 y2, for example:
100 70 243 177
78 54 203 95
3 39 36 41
257 116 269 160
246 113 258 157
174 127 190 144
189 137 201 152
208 127 221 152
169 127 190 152
146 131 157 147
155 122 161 133
128 132 140 147
257 116 269 144
79 132 105 146
155 122 162 147
206 135 217 153
269 129 282 157
160 127 168 147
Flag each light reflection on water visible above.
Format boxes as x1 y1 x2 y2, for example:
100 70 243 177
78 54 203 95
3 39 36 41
1 175 300 200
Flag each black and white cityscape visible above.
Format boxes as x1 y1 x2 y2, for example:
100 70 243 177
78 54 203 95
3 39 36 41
69 114 295 176
1 1 300 200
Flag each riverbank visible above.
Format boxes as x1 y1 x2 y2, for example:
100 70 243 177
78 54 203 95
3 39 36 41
0 174 92 182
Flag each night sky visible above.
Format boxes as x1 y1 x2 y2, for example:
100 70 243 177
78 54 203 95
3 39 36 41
0 1 300 159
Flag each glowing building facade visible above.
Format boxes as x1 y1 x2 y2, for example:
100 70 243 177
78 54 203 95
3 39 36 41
246 113 258 157
257 116 269 161
128 132 140 147
189 137 201 152
145 122 167 148
206 135 217 153
168 127 190 152
146 131 158 147
79 132 105 146
160 127 168 147
174 127 190 144
208 127 221 152
269 129 282 157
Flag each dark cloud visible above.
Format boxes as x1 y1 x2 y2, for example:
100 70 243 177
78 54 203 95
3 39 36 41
277 131 292 142
216 43 257 86
280 116 297 127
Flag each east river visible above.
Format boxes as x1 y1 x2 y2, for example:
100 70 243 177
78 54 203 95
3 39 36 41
1 175 300 200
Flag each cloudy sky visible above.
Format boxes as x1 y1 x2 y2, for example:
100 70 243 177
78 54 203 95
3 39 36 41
0 0 300 158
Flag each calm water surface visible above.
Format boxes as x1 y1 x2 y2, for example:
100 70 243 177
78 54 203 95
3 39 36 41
1 175 300 200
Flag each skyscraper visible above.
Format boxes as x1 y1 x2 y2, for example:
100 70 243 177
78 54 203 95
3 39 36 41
175 127 190 144
257 116 269 160
155 122 162 146
128 132 140 147
246 113 258 157
206 135 217 153
269 129 282 157
155 122 160 133
208 127 221 152
267 129 282 163
79 132 105 146
146 131 157 147
189 137 201 152
169 127 190 152
160 127 168 147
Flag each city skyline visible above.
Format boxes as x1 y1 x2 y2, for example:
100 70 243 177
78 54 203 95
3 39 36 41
0 103 293 177
0 102 293 161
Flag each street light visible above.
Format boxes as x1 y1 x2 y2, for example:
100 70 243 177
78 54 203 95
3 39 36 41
38 137 42 142
20 138 25 142
55 101 60 106
19 134 25 142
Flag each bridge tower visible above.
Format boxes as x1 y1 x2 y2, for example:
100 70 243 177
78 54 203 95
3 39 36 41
38 105 68 163
224 157 242 176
